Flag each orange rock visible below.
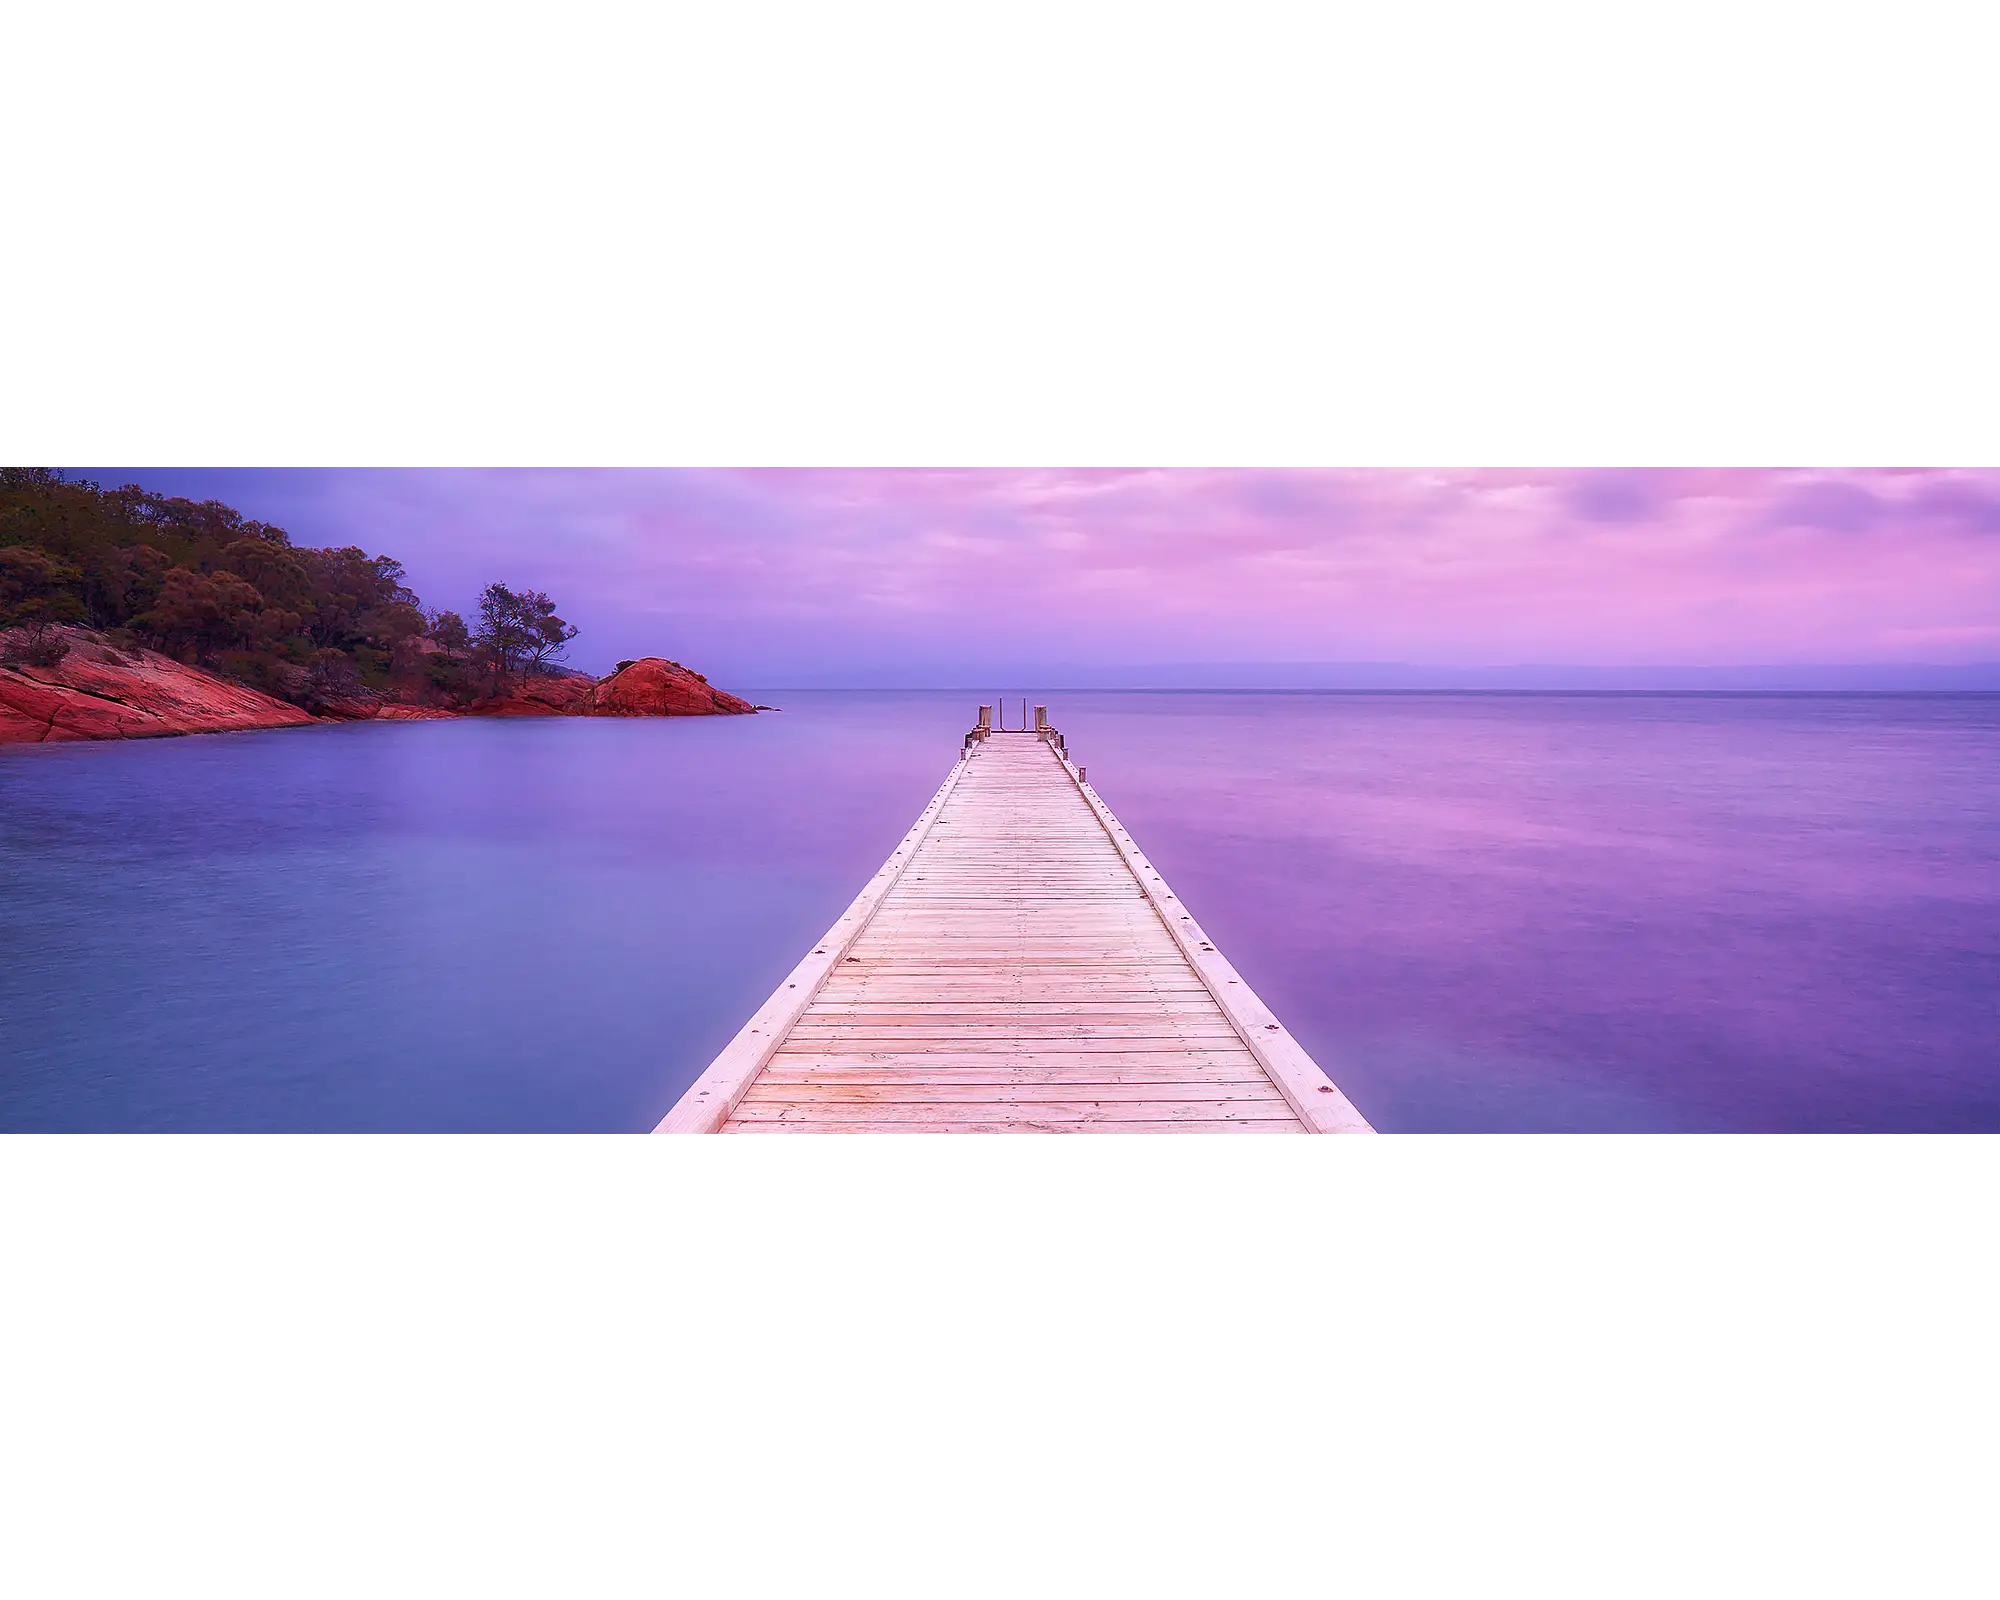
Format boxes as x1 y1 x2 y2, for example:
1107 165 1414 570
467 676 595 717
314 697 460 722
0 633 321 744
582 658 755 718
313 696 384 721
0 633 752 743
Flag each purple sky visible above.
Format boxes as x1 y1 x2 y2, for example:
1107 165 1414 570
76 468 2000 683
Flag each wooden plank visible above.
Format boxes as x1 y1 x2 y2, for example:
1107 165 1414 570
737 1082 1286 1103
797 980 1209 993
728 1101 1302 1124
757 1068 1281 1085
724 1120 1308 1134
770 1050 1266 1068
802 1002 1235 1015
773 1043 1264 1059
795 1027 1236 1038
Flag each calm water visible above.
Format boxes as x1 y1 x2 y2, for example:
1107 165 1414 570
3 693 1996 1132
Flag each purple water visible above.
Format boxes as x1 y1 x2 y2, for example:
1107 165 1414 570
3 692 1995 1131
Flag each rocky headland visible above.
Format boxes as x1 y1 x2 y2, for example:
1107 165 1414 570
585 656 756 717
465 657 756 719
0 629 758 745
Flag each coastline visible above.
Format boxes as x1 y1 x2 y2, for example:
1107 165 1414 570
0 629 755 746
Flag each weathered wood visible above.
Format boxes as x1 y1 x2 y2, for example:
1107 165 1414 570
726 1120 1308 1135
657 721 1374 1134
738 1082 1288 1103
781 1041 1249 1054
769 1050 1268 1068
726 1101 1302 1123
757 1068 1279 1084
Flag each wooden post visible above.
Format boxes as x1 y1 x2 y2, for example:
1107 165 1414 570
977 704 992 731
1035 704 1047 731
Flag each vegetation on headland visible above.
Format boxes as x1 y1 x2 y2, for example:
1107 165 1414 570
0 469 580 711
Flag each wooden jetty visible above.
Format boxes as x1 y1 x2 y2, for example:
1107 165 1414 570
658 707 1374 1134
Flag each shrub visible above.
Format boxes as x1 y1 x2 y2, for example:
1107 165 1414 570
213 650 290 696
1 628 72 668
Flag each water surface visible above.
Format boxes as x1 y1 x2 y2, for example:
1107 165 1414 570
4 693 1995 1131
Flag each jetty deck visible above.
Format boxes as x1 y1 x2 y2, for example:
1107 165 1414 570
658 710 1373 1134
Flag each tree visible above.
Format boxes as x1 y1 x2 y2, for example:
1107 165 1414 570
220 536 308 611
472 583 581 685
293 546 416 650
88 544 171 627
0 545 86 664
426 608 470 652
516 589 580 673
0 472 571 710
131 568 264 659
304 647 361 708
358 599 426 649
473 583 530 687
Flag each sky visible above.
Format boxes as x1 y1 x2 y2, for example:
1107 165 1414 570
73 468 2000 686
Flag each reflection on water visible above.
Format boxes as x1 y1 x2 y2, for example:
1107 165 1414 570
4 692 1996 1131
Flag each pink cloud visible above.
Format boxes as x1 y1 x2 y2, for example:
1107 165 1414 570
82 467 2000 675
